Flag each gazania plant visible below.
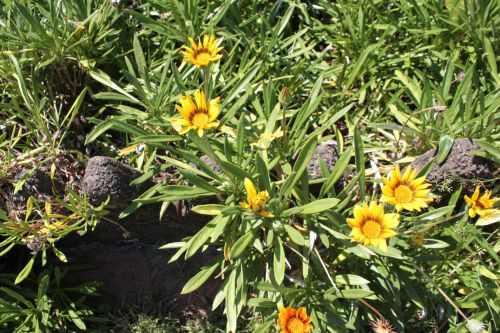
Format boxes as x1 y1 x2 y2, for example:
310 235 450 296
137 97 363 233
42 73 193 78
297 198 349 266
3 1 498 332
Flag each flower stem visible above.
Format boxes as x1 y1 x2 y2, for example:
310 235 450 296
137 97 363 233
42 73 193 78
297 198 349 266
413 263 470 322
203 65 210 102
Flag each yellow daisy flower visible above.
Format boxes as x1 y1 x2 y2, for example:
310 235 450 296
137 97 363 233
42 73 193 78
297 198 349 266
240 178 273 218
464 186 498 218
380 165 432 212
277 306 313 333
180 35 223 68
347 201 400 251
170 90 220 137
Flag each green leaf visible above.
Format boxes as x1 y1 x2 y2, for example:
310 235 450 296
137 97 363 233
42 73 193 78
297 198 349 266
334 274 370 285
222 62 262 109
436 135 454 164
226 270 237 333
15 257 35 284
247 298 276 308
284 225 305 246
336 289 375 299
191 204 224 215
347 43 379 87
68 310 86 330
283 198 340 216
181 261 219 294
272 237 285 285
320 147 353 197
89 70 143 105
179 170 222 194
354 127 366 198
52 247 67 263
282 136 317 197
228 231 255 259
476 212 500 226
423 239 450 249
416 206 455 222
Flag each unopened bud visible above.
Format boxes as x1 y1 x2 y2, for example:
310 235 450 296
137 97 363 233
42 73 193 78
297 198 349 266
279 87 291 106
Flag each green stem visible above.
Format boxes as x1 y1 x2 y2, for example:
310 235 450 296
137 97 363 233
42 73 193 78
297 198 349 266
413 263 470 322
281 104 287 148
203 65 210 101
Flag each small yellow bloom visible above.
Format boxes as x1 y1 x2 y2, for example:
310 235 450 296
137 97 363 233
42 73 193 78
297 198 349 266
180 35 223 68
170 90 220 137
240 178 273 218
347 201 400 251
380 165 432 212
464 186 498 218
277 306 313 333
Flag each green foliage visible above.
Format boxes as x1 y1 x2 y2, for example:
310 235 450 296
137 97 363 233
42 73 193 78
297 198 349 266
0 268 99 332
0 0 498 332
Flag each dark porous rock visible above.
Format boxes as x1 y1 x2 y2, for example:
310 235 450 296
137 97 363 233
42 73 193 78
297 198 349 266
10 169 64 206
411 138 495 188
83 156 151 210
200 155 222 175
307 141 339 180
64 242 219 310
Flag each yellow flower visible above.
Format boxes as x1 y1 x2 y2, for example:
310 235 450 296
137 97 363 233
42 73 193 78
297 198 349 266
278 306 313 333
347 201 400 251
380 165 432 212
464 186 498 218
170 90 220 137
180 35 223 68
240 178 273 217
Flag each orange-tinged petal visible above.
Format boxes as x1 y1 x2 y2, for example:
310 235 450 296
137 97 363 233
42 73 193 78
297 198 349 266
194 89 207 111
471 186 480 201
297 307 307 321
175 104 191 120
180 95 196 115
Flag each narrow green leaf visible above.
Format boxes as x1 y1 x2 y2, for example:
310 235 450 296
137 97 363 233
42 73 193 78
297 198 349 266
15 257 35 284
181 261 219 294
436 135 454 164
272 237 285 285
191 204 224 215
336 289 375 299
354 127 365 198
229 231 255 259
284 225 305 246
320 147 353 197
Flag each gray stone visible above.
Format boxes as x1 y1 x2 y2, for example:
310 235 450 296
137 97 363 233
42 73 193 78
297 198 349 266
64 242 218 310
307 141 339 180
83 156 150 210
10 169 64 206
411 138 495 187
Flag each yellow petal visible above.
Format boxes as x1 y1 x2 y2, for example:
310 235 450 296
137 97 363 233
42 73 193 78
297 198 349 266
380 229 397 238
378 239 388 251
244 178 257 197
471 186 480 201
180 95 196 115
347 217 361 228
408 168 417 182
194 89 207 111
208 97 220 121
382 213 400 228
188 37 197 50
402 166 411 181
